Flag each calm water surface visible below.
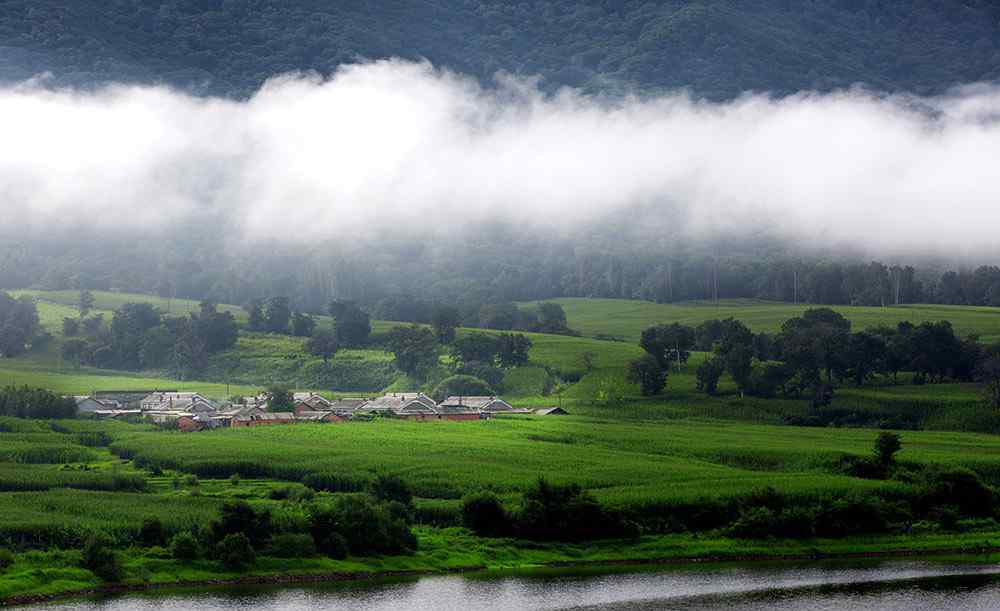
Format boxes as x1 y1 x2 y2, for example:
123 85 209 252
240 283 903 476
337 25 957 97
28 559 1000 610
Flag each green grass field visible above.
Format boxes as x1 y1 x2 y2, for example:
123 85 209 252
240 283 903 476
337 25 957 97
525 298 1000 344
109 415 1000 505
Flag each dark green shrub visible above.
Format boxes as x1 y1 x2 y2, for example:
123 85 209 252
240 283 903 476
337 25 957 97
839 455 887 480
269 485 315 502
462 492 509 537
310 495 417 557
302 472 371 493
874 432 902 467
370 474 413 505
138 517 167 547
726 506 817 539
310 519 349 560
266 533 317 558
814 495 905 538
726 506 777 539
74 432 113 447
516 479 632 541
210 501 272 547
81 535 123 582
917 467 995 517
0 549 13 572
216 533 255 570
414 500 462 527
170 532 200 561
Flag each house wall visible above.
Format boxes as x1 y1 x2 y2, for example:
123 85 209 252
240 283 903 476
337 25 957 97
440 413 480 421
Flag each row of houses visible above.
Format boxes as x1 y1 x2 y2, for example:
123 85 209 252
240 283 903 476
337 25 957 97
72 390 566 431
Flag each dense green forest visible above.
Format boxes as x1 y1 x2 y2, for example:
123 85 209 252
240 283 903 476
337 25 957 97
0 1 997 99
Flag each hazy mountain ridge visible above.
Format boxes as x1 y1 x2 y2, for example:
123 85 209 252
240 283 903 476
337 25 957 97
1 0 997 98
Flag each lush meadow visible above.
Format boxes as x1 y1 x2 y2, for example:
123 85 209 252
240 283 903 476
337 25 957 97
528 298 1000 344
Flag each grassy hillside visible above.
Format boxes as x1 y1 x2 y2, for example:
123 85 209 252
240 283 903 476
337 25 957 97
527 298 1000 344
6 290 999 433
2 290 642 397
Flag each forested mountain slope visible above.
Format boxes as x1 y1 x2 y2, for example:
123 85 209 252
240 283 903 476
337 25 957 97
1 0 997 98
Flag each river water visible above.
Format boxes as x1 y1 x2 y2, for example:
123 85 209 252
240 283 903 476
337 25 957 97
26 559 1000 610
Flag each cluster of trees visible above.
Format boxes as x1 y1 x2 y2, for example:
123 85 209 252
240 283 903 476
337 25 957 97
83 477 419 582
62 300 237 378
0 291 39 357
2 1 996 99
244 297 319 337
383 320 534 390
0 385 76 419
374 298 575 337
462 478 635 542
302 300 373 366
632 310 1000 409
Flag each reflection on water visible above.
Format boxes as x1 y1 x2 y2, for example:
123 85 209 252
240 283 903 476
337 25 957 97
27 559 1000 611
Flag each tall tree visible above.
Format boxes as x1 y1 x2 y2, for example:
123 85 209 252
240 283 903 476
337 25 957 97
977 344 1000 410
628 354 667 396
264 296 292 334
640 323 696 369
306 328 339 363
387 325 439 379
77 290 95 318
244 299 265 332
431 305 461 344
330 301 371 346
291 312 317 337
496 333 532 368
0 292 39 358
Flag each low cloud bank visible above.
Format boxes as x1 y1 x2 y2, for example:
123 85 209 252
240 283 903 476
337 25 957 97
1 60 998 255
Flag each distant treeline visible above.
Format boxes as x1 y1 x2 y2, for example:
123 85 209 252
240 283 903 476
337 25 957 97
4 232 1000 313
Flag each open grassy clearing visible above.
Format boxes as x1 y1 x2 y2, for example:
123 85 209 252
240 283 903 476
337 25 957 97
526 298 1000 343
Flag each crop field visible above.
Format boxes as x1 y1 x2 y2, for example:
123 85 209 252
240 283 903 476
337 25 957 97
527 298 1000 343
108 416 1000 509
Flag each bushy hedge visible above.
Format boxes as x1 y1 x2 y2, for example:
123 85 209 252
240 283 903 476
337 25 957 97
0 386 76 419
309 495 417 558
463 480 636 542
302 472 372 493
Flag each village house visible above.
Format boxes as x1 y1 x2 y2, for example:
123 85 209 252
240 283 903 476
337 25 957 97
231 409 296 428
144 411 194 425
328 398 369 417
139 392 218 413
295 410 347 423
358 393 438 420
95 390 172 409
293 392 332 411
175 415 205 433
435 402 484 421
73 396 115 414
533 407 569 416
439 396 518 414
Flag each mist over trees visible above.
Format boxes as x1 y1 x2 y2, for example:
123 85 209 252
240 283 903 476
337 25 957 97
8 228 1000 324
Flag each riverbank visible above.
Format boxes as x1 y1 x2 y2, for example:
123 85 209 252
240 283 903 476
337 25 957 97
4 527 1000 607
